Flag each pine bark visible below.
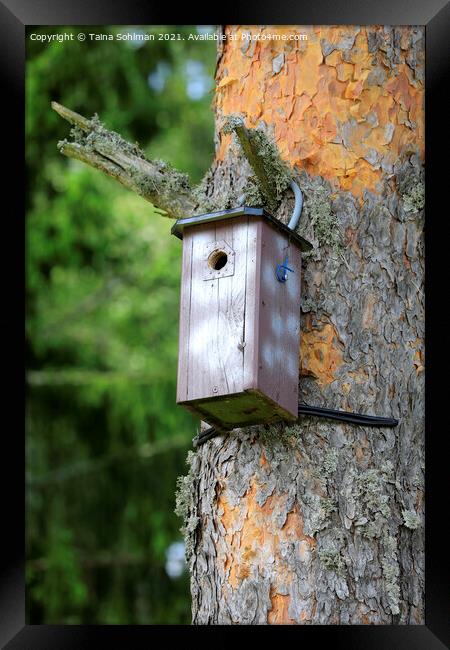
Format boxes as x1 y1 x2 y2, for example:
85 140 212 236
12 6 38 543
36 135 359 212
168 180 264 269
185 25 424 625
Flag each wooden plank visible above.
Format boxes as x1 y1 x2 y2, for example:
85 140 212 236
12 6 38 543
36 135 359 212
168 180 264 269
279 238 301 415
186 217 250 402
215 216 248 396
257 221 283 404
242 218 262 391
256 222 301 418
176 229 193 403
186 222 221 401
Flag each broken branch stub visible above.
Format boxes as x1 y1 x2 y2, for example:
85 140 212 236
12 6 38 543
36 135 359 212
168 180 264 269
52 101 196 219
223 115 292 213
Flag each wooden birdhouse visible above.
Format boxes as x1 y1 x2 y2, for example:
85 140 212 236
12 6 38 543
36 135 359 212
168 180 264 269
171 206 312 431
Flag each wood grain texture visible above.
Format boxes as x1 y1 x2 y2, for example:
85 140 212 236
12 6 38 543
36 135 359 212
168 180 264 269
256 221 301 418
176 230 194 403
176 214 301 426
215 218 248 395
187 223 225 400
179 217 250 403
242 218 262 391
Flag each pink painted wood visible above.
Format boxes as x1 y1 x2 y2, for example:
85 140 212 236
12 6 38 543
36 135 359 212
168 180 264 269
176 214 301 428
250 220 301 418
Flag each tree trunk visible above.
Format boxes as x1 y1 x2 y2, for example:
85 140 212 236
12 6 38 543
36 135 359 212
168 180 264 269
183 25 424 625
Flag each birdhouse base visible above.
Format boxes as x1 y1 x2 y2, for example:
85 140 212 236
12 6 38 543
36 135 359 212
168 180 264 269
178 388 297 431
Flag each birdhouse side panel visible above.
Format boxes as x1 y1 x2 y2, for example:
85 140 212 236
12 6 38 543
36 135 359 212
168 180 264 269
256 222 301 418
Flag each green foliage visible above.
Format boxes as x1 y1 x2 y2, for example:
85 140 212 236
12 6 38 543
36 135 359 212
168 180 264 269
26 25 215 624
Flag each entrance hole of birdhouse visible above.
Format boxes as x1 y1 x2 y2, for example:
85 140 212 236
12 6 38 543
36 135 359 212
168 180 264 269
208 250 228 271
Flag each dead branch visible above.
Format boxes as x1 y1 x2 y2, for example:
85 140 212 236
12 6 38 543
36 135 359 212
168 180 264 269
52 101 196 219
223 114 292 212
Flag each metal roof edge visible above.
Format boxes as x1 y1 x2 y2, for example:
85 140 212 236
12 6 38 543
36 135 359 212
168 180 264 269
171 206 313 252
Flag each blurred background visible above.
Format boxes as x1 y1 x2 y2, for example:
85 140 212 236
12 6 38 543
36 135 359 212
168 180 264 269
26 25 216 624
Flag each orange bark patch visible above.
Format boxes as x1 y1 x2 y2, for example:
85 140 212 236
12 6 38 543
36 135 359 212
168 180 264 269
350 159 383 197
220 497 238 534
268 590 295 624
413 349 424 374
325 49 342 67
291 93 312 123
215 26 424 200
410 338 425 374
216 76 238 90
283 508 304 539
336 62 354 82
300 322 344 385
217 478 316 618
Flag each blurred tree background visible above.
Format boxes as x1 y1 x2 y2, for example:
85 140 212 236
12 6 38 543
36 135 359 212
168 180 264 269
26 25 216 624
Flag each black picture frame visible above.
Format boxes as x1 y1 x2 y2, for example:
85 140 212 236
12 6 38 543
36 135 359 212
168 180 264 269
2 1 448 646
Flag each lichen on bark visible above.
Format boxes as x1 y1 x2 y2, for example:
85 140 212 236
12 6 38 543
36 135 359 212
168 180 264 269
318 543 345 576
188 25 424 625
174 450 200 562
294 170 344 260
402 509 421 530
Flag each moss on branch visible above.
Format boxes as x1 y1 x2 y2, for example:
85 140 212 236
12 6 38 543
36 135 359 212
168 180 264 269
223 114 292 212
54 105 299 219
52 101 196 219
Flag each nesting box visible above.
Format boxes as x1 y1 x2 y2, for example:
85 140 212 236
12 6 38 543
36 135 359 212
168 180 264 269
171 207 312 430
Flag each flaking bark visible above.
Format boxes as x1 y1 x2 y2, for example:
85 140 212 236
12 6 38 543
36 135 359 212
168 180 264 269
180 25 425 625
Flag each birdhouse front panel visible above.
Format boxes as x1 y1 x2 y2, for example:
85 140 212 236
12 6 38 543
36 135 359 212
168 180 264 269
176 215 254 407
173 208 310 431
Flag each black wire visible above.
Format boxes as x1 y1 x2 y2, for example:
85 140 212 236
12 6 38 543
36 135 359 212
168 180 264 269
193 403 398 447
193 426 225 448
298 402 398 427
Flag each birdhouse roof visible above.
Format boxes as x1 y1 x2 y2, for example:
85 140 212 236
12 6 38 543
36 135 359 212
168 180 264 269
171 206 313 252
